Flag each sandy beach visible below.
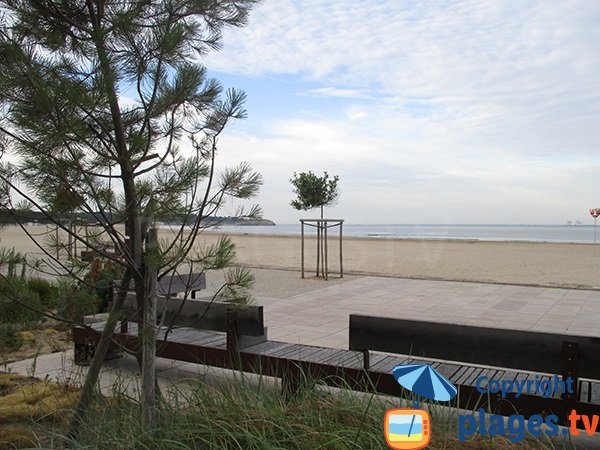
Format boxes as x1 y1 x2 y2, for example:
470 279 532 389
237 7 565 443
2 224 600 289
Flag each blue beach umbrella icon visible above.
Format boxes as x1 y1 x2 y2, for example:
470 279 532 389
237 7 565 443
392 363 457 402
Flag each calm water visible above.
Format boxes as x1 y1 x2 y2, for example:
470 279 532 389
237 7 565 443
215 224 599 244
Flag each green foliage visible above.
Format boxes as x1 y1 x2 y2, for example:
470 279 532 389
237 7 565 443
83 259 124 313
0 0 262 225
0 0 263 431
55 281 100 322
0 277 44 324
219 266 255 305
0 247 25 278
290 171 340 216
67 376 390 450
0 323 24 352
27 277 60 309
0 273 101 325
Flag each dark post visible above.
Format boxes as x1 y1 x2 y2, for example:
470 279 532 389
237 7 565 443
324 220 328 281
299 219 344 280
301 220 305 279
560 341 578 400
316 221 321 276
339 221 343 278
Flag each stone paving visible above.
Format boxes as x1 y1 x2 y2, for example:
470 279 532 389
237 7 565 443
5 269 600 388
4 270 600 449
258 273 600 349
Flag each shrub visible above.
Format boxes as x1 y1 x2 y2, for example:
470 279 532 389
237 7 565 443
56 282 99 322
26 277 60 309
0 323 24 352
0 277 44 324
84 259 123 313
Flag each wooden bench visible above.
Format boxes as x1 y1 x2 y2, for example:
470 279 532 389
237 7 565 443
81 249 120 262
73 293 266 365
111 272 207 299
349 314 600 425
72 299 370 396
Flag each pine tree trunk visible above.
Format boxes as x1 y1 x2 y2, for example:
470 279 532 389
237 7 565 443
67 269 132 438
68 10 145 435
142 228 157 427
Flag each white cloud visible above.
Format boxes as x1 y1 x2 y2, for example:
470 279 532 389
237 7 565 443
217 115 600 224
297 87 370 99
203 0 600 223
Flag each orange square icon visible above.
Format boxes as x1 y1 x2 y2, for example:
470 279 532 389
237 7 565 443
384 408 431 450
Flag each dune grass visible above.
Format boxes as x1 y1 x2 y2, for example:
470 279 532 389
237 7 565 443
65 372 561 450
0 370 576 449
0 372 78 449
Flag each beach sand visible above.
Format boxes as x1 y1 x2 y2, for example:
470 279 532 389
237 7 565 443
2 224 600 289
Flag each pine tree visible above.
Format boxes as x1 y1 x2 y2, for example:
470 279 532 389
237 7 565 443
0 0 261 433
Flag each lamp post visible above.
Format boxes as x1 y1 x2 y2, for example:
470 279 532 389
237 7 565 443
590 208 600 244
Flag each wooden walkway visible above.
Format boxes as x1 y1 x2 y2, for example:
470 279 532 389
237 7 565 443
76 322 600 425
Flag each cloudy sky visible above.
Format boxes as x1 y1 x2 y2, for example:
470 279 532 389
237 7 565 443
202 0 600 225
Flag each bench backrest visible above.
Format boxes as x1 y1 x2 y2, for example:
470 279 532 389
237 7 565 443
157 272 206 296
349 314 600 379
113 272 207 297
123 293 265 337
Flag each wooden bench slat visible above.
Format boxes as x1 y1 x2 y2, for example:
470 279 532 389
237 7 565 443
589 381 600 404
349 314 600 379
334 353 364 370
114 273 207 297
369 355 407 374
181 331 226 347
161 328 205 342
579 380 591 403
309 348 351 365
243 341 282 355
270 344 311 359
288 347 339 364
258 342 298 357
466 367 490 386
431 362 463 380
285 346 332 362
456 367 481 385
448 366 470 384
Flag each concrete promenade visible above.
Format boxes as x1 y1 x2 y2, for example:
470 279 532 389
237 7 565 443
5 267 600 383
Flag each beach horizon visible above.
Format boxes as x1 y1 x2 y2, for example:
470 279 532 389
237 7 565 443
2 224 600 290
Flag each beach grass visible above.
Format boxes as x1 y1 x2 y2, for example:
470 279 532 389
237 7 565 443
0 370 568 449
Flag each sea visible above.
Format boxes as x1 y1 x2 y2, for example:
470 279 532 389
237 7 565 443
213 224 600 244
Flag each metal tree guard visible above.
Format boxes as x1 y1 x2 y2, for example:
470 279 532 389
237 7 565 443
590 208 600 244
300 219 344 280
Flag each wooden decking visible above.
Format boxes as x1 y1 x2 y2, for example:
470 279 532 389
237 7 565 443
74 322 600 426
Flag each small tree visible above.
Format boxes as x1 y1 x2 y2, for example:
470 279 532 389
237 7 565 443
0 0 261 433
290 171 340 278
290 171 339 219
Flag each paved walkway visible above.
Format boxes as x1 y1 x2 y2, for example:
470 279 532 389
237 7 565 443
4 270 599 449
256 272 600 349
5 269 600 386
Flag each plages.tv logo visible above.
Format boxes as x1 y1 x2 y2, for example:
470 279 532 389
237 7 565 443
385 408 431 450
384 364 457 449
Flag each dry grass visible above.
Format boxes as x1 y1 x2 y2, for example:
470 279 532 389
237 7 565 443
0 372 78 449
0 327 71 365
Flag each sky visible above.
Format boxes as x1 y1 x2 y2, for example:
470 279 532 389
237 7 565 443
200 0 600 225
